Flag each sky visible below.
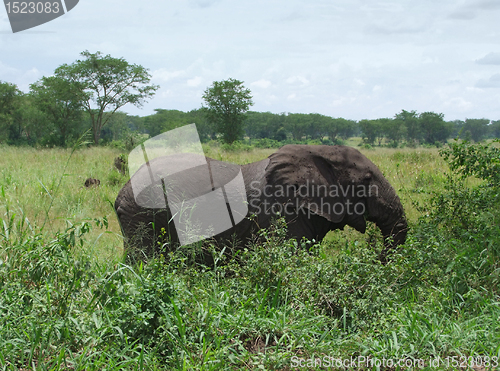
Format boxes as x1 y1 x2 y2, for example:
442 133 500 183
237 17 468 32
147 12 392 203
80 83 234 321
1 0 500 121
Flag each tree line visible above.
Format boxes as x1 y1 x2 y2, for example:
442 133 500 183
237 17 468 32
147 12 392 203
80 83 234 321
1 51 499 148
0 50 158 147
2 91 498 147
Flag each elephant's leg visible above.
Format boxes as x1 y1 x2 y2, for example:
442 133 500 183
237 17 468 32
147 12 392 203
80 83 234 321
117 207 176 263
285 211 336 243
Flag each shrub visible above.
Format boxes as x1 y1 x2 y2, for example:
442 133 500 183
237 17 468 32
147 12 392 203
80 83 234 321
422 139 500 296
220 140 252 152
107 169 127 186
251 138 281 148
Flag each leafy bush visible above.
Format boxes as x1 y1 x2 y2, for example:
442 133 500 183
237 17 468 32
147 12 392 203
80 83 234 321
423 139 500 295
107 168 127 186
441 139 500 185
0 216 110 366
251 138 281 148
220 140 252 152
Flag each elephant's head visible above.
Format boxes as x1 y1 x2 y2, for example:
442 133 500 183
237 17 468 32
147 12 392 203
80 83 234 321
265 145 407 262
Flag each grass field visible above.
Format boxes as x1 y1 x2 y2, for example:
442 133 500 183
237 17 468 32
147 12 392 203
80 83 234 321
1 141 498 370
0 141 446 258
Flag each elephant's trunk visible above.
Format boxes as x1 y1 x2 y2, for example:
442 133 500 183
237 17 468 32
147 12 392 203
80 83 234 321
367 179 408 263
378 217 407 263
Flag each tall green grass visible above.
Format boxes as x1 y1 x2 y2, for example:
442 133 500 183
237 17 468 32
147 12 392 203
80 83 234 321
0 145 127 261
1 141 498 370
0 142 445 259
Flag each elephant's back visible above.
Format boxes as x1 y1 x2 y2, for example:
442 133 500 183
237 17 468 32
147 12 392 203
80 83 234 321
116 154 246 211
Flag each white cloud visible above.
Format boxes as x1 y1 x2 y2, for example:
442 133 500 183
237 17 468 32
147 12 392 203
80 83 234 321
475 74 500 88
189 0 221 8
354 78 365 86
444 97 473 112
474 0 500 11
0 61 19 78
0 63 42 91
0 11 9 26
251 79 272 89
153 69 186 83
285 75 309 85
476 52 500 65
331 97 356 108
159 90 174 98
448 0 500 20
187 76 203 87
447 10 476 20
365 21 427 35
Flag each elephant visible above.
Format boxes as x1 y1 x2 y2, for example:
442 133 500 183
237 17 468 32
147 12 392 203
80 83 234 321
114 144 407 263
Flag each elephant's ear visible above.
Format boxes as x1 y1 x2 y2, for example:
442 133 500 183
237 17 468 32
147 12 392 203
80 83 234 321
265 146 345 223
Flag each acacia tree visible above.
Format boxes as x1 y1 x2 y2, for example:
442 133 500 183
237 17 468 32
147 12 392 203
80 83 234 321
55 51 159 144
202 78 253 144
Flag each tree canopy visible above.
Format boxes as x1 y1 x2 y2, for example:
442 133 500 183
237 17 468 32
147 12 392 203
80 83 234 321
202 78 253 144
54 51 159 144
0 81 22 143
29 76 84 146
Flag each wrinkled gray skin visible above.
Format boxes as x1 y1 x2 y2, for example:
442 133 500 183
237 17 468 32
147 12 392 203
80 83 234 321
115 145 407 263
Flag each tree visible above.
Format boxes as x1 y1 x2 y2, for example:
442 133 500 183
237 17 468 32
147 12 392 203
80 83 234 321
30 76 84 146
202 78 253 144
336 118 358 140
490 120 500 139
100 111 133 142
307 113 326 139
395 110 420 145
187 108 215 142
55 51 159 145
18 95 49 145
142 109 194 138
379 118 405 146
419 112 450 144
286 113 309 141
359 119 382 145
320 117 340 142
245 111 277 139
450 120 464 138
462 118 490 142
0 81 22 143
